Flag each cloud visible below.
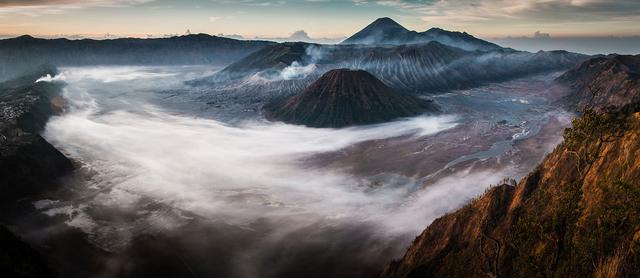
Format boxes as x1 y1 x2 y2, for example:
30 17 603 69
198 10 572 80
0 0 154 16
376 0 640 25
217 33 245 39
533 31 551 39
288 30 311 40
280 61 316 80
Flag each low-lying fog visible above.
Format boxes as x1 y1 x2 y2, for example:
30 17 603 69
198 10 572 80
29 66 569 277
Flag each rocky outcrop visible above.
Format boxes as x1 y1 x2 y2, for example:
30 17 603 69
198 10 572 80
263 69 438 128
558 54 640 112
0 66 73 201
381 56 640 278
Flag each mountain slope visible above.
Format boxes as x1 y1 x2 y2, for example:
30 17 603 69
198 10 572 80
213 42 312 81
263 69 438 127
0 65 73 200
342 17 502 52
381 55 640 277
420 27 502 52
558 54 640 112
360 47 586 93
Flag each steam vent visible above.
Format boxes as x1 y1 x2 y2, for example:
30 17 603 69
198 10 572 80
263 69 438 128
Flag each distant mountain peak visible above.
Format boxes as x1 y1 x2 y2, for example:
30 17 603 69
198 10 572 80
425 27 445 32
367 17 407 31
342 17 502 51
373 17 395 23
341 17 411 45
14 35 36 40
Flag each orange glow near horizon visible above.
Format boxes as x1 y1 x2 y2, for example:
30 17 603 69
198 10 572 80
0 0 638 40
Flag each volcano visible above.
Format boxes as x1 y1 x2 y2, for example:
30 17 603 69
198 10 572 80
263 69 438 128
341 17 414 45
341 17 501 51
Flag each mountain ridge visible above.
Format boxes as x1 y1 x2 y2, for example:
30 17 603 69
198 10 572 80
0 33 275 82
197 41 588 95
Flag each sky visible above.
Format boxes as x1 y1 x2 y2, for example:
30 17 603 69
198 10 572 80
0 0 639 47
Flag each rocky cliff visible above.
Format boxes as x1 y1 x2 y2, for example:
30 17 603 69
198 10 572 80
558 54 640 112
381 55 640 278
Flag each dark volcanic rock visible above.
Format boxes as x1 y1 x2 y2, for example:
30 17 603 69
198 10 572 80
0 225 55 278
263 69 438 128
0 66 73 201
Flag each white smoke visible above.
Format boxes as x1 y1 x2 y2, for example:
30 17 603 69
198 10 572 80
40 66 184 83
279 44 326 80
36 73 64 83
280 61 317 80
